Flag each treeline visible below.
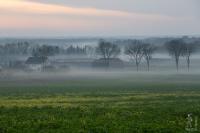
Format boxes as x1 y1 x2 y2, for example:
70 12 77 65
0 43 93 67
60 45 87 55
0 43 91 56
96 39 199 71
0 42 31 55
32 45 60 57
0 37 200 71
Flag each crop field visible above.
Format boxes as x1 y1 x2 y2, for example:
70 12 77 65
0 71 200 133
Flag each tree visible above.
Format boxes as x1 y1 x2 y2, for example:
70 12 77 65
165 39 185 71
32 45 60 57
96 40 120 67
143 43 156 71
0 42 31 67
183 42 196 71
85 45 96 58
125 40 144 71
65 45 87 55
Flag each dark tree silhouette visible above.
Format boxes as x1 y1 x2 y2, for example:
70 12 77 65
96 40 120 67
165 39 185 71
85 46 96 58
183 42 196 71
0 42 30 55
32 45 59 57
143 43 156 71
64 45 87 55
125 40 144 71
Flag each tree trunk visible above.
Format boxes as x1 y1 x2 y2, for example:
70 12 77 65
187 56 190 72
107 59 110 68
104 58 109 70
175 57 179 72
147 59 150 71
136 59 139 72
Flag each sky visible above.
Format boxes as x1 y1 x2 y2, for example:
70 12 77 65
0 0 199 37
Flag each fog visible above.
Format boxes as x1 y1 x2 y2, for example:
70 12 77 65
0 36 200 85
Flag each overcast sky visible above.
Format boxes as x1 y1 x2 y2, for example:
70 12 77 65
0 0 199 37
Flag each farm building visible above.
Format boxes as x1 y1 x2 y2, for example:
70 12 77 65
92 58 124 69
25 56 48 71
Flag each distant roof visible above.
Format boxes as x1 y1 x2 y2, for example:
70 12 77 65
94 58 124 63
93 58 124 68
26 56 47 64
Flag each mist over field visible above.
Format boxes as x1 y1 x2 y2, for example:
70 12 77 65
1 27 200 133
0 36 200 86
0 0 200 132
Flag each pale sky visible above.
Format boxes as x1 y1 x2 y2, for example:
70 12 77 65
0 0 199 37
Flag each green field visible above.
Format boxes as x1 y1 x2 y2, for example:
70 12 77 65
0 71 200 133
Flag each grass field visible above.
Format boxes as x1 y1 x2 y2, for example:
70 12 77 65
0 71 200 133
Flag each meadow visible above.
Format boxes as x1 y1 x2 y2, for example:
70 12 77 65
0 71 200 133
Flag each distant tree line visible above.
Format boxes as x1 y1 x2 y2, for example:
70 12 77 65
60 45 87 55
0 43 89 57
0 42 31 56
96 39 156 71
0 37 199 71
97 39 198 71
32 45 60 57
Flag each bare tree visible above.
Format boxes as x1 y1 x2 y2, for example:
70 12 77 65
143 43 156 71
96 40 120 67
183 42 196 71
125 40 144 71
165 39 185 71
85 46 97 58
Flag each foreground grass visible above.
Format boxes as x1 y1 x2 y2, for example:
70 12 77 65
0 72 200 133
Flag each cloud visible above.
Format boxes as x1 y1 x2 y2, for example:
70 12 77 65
1 0 195 37
0 0 174 26
0 0 177 20
0 0 131 17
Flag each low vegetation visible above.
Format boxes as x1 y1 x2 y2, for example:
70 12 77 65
0 72 200 133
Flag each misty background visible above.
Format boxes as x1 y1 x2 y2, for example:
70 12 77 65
0 0 200 79
0 36 200 76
